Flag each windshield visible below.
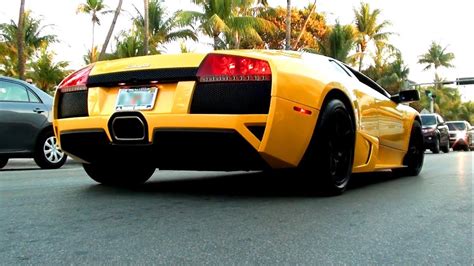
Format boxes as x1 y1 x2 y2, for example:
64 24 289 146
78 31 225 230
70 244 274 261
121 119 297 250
421 115 436 126
447 122 466 131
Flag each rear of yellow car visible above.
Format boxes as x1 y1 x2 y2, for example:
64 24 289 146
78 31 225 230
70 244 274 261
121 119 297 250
53 52 319 177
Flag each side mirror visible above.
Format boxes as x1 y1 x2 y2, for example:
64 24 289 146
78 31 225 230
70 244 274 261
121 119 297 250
391 90 420 103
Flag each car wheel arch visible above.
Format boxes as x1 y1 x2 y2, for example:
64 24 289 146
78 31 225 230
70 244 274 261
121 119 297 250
319 89 357 132
35 125 54 145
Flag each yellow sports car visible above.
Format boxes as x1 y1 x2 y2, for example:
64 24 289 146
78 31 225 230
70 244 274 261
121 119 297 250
53 50 423 194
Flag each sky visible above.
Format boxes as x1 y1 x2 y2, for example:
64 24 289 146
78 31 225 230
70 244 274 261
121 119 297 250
1 0 473 101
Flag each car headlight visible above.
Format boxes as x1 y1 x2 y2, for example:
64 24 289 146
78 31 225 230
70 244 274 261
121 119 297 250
422 128 435 134
456 132 466 139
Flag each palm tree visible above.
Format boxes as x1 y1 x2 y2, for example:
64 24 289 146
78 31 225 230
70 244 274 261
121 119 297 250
99 0 123 60
77 0 109 62
293 0 317 50
134 0 197 55
353 2 392 71
179 0 274 50
143 0 149 55
418 41 455 87
113 30 144 58
316 22 355 63
83 46 100 64
17 0 26 79
0 11 56 76
28 44 69 93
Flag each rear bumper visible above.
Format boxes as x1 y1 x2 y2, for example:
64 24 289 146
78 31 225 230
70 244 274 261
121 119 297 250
54 98 320 169
60 129 268 171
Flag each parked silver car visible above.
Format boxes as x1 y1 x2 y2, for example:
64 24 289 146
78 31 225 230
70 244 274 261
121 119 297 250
0 76 67 169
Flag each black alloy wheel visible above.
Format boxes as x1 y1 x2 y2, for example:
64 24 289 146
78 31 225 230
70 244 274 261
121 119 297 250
393 120 424 176
441 139 450 153
299 98 355 195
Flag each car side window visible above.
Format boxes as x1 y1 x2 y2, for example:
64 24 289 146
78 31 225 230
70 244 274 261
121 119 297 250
27 89 41 103
0 81 30 102
328 60 352 78
343 64 391 98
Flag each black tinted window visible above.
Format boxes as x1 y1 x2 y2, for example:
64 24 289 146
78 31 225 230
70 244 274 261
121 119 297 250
343 65 391 98
447 122 466 131
329 60 352 77
421 115 436 126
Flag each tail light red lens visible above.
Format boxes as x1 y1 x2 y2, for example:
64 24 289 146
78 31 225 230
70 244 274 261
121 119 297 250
58 65 93 92
197 54 271 83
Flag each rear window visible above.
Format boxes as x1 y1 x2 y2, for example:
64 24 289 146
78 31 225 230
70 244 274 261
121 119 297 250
447 122 466 131
421 115 436 126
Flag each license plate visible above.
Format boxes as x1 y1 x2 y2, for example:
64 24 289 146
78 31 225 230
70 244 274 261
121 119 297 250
115 87 158 111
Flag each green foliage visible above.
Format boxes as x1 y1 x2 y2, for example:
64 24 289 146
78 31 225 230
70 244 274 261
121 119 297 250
28 44 69 93
353 2 393 70
256 6 327 50
77 0 110 63
0 11 57 78
363 48 409 95
133 0 197 55
76 0 108 25
417 85 472 123
418 41 455 90
315 22 355 63
179 0 275 49
418 41 455 71
112 30 144 58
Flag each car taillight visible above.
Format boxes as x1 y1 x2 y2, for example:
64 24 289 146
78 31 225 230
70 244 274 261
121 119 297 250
197 54 271 83
58 65 93 92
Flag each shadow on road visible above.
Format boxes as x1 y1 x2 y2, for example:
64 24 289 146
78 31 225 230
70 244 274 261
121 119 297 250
82 169 417 198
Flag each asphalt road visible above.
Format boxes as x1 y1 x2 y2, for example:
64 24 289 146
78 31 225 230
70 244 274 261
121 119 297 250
1 152 472 264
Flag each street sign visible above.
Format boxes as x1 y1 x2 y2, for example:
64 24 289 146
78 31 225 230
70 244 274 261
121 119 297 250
456 77 474 85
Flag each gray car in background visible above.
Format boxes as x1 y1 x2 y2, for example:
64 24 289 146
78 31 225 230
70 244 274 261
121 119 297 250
0 76 67 169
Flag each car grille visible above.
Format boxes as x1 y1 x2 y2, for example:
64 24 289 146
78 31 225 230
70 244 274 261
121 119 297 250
190 81 271 114
57 90 88 118
449 133 456 138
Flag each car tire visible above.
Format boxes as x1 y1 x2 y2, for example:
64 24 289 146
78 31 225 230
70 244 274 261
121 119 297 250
0 157 8 169
33 131 67 169
83 163 155 186
393 120 424 176
298 98 355 196
431 137 440 154
441 140 450 153
463 145 470 152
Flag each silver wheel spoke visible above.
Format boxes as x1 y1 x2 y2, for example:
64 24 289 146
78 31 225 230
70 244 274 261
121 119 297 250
43 136 64 163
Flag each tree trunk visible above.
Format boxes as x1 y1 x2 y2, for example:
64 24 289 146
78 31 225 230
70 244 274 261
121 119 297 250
234 31 240 49
143 0 149 55
99 0 123 60
17 0 26 79
358 41 366 71
213 35 220 50
91 20 95 59
285 0 291 50
293 0 317 50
